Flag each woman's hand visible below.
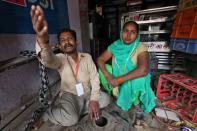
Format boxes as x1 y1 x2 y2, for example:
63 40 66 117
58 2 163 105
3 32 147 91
107 76 123 87
30 5 49 45
88 100 100 120
106 75 118 87
106 74 114 85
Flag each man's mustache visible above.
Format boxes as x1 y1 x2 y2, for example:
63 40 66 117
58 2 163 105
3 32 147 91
64 43 74 49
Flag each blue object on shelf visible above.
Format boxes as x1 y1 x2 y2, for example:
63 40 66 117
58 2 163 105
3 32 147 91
186 39 197 54
170 38 175 49
170 38 197 54
173 39 188 52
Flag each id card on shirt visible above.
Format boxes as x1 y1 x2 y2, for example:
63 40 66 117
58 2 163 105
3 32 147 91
75 83 84 96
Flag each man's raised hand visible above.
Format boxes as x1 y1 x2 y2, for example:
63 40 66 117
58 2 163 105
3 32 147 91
30 5 49 45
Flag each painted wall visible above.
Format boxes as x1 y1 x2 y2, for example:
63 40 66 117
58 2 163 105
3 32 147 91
0 0 69 120
0 0 70 61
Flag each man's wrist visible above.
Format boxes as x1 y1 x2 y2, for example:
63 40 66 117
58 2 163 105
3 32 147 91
90 95 99 101
37 39 49 44
37 36 49 44
36 38 49 49
89 100 98 102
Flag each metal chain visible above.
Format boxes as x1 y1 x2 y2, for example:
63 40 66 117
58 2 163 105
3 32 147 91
24 61 50 131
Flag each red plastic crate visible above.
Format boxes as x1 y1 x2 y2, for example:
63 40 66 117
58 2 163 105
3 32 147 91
156 73 197 123
171 7 197 39
176 25 193 39
190 24 197 39
181 7 197 25
173 12 182 27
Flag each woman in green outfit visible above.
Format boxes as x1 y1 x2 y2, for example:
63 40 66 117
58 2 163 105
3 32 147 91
97 21 156 113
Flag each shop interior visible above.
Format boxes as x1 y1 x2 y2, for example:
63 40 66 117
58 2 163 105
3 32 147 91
0 0 197 130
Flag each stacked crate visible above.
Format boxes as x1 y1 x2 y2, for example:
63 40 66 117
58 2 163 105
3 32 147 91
156 73 197 123
170 1 197 54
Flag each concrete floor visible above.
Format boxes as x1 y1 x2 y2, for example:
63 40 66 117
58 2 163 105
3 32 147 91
9 82 181 131
30 103 175 131
9 98 183 131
